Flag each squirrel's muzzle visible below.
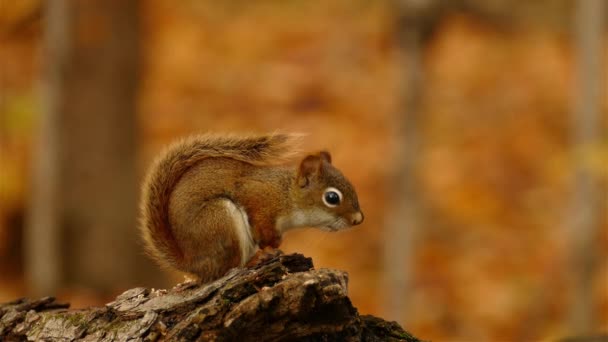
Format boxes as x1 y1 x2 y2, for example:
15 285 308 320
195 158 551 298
350 211 364 226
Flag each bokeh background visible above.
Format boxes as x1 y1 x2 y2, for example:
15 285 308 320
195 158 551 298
1 0 607 341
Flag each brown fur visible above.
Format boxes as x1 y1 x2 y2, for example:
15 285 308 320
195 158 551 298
139 134 298 274
139 133 363 283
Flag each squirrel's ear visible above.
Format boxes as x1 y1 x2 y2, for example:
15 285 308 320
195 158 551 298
298 155 322 187
319 151 332 164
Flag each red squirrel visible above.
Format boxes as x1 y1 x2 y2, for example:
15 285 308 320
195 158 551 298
139 133 363 282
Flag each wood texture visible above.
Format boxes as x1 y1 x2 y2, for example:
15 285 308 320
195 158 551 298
1 254 421 341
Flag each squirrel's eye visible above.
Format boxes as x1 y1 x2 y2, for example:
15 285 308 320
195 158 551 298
322 187 342 208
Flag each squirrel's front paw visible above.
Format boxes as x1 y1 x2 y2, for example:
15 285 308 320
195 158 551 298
172 274 200 292
246 247 283 268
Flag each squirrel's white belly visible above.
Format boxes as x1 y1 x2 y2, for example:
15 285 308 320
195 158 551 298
222 199 257 265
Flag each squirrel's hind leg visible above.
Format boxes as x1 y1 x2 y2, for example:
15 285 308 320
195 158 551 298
172 198 257 283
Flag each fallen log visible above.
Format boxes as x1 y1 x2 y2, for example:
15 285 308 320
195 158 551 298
0 253 422 341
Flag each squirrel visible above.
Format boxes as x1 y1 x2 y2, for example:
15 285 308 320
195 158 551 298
139 133 363 283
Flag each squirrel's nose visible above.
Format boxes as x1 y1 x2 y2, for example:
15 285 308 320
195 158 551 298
351 211 364 226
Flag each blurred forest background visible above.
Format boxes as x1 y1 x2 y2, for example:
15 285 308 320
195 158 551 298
0 0 606 341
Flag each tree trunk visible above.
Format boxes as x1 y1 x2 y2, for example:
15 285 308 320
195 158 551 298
383 0 442 323
1 254 422 341
26 0 160 296
568 0 604 335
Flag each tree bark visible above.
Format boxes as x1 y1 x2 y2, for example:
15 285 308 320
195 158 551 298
1 254 422 341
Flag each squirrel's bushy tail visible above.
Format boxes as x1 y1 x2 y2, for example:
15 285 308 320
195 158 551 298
139 133 300 270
